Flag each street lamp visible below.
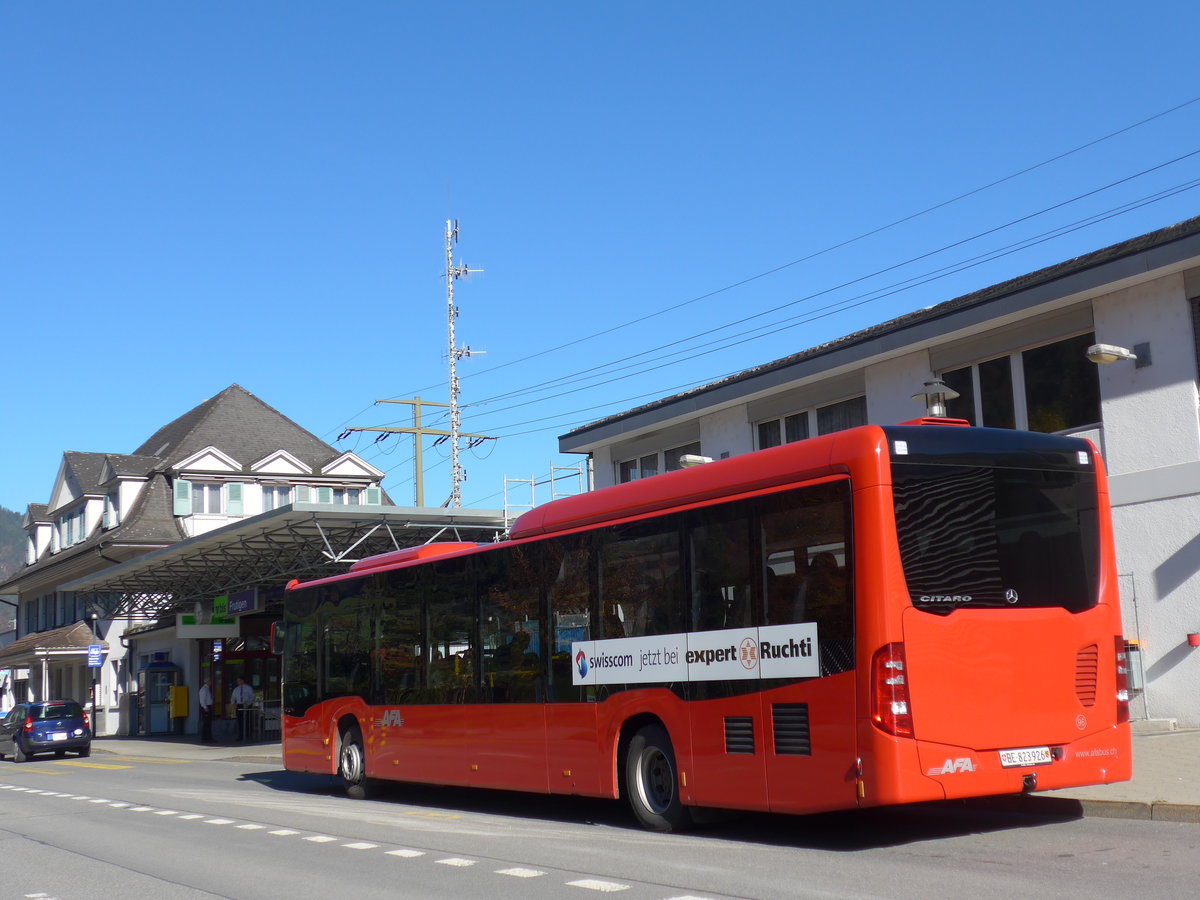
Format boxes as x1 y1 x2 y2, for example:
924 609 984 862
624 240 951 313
911 378 961 418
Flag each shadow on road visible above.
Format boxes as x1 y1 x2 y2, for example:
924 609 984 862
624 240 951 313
237 768 1084 850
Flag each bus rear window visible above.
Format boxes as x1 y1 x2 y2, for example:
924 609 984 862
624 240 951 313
892 463 1099 613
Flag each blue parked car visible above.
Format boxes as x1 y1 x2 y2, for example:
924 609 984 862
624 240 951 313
0 700 92 762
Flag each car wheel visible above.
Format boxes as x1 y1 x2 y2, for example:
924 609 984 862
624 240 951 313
337 724 372 800
13 741 29 763
78 745 90 758
624 723 692 832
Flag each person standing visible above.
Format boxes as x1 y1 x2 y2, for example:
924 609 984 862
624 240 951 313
231 677 255 741
198 677 214 743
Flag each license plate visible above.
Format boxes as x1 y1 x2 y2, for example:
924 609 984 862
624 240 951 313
998 746 1052 767
50 732 68 741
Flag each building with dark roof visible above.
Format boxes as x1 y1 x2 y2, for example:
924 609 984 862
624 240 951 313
0 385 399 734
561 216 1200 728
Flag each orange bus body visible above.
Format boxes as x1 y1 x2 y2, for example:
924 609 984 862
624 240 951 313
281 422 1131 826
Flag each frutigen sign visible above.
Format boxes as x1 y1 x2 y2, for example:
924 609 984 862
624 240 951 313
571 623 819 686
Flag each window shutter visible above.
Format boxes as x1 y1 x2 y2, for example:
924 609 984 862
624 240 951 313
295 485 312 503
173 479 193 516
365 486 382 505
226 482 244 516
317 486 333 504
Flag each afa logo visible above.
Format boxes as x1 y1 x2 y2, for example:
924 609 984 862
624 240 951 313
575 649 589 679
927 757 978 776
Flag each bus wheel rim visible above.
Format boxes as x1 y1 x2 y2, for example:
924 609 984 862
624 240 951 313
341 740 363 783
637 747 673 814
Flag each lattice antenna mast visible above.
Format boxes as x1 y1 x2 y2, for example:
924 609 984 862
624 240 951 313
445 219 483 508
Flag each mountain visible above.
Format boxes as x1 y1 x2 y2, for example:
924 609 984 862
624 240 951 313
0 505 25 582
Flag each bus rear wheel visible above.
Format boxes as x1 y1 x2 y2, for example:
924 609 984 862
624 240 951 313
338 725 372 800
625 724 691 832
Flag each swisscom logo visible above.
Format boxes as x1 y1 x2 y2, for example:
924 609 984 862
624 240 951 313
575 649 588 679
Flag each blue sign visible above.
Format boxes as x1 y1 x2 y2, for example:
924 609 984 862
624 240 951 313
87 644 103 668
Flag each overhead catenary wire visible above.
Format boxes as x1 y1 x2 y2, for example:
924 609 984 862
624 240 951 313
377 94 1200 406
456 162 1200 423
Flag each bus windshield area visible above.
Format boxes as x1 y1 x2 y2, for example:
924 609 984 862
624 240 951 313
892 462 1100 613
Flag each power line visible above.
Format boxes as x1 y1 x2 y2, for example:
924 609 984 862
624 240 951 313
460 155 1200 420
381 94 1200 403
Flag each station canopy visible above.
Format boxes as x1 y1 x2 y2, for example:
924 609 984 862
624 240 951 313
59 502 507 619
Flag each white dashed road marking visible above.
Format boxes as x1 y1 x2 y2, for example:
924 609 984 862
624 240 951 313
9 782 723 899
497 867 546 878
567 879 631 892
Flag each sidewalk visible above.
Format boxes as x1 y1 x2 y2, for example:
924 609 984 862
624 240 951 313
89 728 1200 824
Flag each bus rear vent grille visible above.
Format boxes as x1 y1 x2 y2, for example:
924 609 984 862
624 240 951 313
724 717 756 754
772 703 811 756
1075 644 1099 707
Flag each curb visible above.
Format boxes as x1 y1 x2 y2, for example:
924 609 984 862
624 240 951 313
949 793 1200 825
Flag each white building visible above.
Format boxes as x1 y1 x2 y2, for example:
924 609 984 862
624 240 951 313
0 384 388 734
561 216 1200 728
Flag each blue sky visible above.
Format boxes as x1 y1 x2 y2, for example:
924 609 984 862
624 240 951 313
4 2 1200 514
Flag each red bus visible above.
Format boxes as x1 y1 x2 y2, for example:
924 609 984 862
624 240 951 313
279 420 1132 830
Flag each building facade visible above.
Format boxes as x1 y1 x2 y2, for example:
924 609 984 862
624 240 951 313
0 384 388 735
561 217 1200 728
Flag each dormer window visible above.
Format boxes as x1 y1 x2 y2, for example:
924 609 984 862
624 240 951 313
57 508 87 549
103 492 120 529
262 485 292 511
192 483 224 514
172 479 244 516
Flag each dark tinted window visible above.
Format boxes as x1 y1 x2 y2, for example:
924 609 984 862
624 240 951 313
34 702 84 719
1023 333 1101 433
893 463 1099 613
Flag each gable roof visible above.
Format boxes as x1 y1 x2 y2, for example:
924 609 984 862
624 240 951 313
132 384 340 473
61 452 110 496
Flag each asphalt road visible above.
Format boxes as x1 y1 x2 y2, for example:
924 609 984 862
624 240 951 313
1 753 1196 900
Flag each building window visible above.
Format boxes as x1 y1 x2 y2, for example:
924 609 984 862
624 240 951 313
332 488 363 505
617 442 700 483
941 332 1100 433
756 413 810 450
58 509 87 548
816 396 867 435
664 442 702 472
262 485 292 511
192 483 224 514
617 454 660 484
103 493 120 529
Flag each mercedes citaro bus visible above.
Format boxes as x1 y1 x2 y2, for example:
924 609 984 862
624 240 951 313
278 419 1132 830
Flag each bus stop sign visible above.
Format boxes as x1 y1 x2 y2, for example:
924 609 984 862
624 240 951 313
87 644 103 668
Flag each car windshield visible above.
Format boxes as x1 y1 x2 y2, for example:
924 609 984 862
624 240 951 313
33 702 84 720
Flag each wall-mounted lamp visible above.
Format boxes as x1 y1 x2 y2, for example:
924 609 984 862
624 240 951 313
678 454 713 468
1086 342 1151 367
911 378 960 418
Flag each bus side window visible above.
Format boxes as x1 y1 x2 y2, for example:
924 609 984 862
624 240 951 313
759 481 855 674
546 534 593 702
599 523 681 639
688 505 753 633
479 546 544 703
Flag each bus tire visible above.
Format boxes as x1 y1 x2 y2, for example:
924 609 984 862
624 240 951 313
338 725 372 800
625 724 691 832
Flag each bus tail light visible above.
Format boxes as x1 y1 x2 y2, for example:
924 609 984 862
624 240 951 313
1115 637 1131 724
871 642 914 737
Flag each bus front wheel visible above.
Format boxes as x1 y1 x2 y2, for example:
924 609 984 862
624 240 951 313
625 724 691 832
338 725 372 800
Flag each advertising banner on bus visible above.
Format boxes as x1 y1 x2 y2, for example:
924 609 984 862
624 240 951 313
571 623 820 686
